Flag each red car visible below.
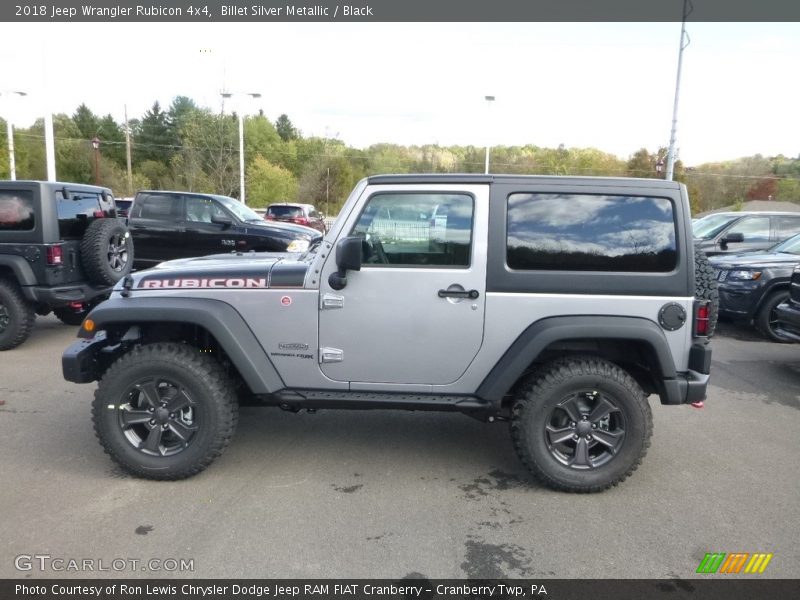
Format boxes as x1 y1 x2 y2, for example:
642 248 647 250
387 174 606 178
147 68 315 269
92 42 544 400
265 203 326 233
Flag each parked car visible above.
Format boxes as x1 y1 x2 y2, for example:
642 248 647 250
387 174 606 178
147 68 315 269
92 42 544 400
774 265 800 342
128 191 322 269
115 198 134 219
709 233 800 341
265 203 326 233
0 181 133 349
693 211 800 256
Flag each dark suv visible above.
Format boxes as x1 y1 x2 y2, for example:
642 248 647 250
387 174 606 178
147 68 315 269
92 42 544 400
693 211 800 256
129 191 322 268
0 181 133 349
710 234 800 341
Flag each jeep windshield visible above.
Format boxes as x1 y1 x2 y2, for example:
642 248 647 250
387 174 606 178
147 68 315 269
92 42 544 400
692 214 740 239
771 233 800 255
212 194 265 223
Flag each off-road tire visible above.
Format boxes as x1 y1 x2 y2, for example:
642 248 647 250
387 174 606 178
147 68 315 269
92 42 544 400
694 247 719 337
755 289 791 343
80 218 134 286
0 279 36 351
510 356 652 493
53 304 90 326
92 343 238 480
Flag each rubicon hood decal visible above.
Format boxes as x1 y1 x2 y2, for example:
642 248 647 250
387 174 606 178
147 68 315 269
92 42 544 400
135 259 309 290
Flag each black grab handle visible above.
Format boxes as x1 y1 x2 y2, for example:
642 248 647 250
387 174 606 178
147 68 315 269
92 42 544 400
438 289 480 299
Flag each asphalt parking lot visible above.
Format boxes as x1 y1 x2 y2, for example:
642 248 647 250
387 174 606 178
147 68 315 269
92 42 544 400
1 317 798 579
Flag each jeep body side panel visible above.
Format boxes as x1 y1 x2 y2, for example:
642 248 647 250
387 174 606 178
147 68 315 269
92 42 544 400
0 254 38 286
476 315 677 403
84 297 285 394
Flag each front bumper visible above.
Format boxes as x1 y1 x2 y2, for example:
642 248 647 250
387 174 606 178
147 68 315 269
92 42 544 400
774 301 800 342
716 282 761 319
62 332 108 383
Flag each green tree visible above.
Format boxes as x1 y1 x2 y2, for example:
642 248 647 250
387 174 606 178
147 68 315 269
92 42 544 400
275 114 298 142
246 156 298 207
134 101 174 164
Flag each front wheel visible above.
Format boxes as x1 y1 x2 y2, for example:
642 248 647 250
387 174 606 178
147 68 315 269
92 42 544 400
510 356 652 493
755 290 791 343
92 343 238 479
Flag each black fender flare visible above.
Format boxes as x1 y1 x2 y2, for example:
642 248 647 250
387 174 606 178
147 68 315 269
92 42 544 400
0 255 37 287
84 296 285 394
476 315 678 405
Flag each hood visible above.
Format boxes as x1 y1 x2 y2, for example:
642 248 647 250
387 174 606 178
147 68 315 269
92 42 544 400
122 252 309 291
709 252 800 269
245 219 321 239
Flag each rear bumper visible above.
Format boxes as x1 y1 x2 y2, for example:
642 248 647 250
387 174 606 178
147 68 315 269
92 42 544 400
660 342 711 405
774 301 800 342
23 283 111 307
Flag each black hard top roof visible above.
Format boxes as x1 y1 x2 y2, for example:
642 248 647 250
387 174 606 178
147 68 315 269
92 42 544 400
367 173 682 189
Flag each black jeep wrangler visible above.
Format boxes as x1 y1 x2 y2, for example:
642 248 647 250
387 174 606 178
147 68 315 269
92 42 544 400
0 181 133 350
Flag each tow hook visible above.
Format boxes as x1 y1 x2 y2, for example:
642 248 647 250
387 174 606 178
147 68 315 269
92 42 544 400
691 400 704 408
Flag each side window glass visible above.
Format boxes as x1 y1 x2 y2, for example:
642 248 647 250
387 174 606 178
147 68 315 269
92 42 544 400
136 194 176 221
506 193 677 272
726 217 770 242
776 216 800 237
186 197 225 223
0 190 34 231
351 193 473 267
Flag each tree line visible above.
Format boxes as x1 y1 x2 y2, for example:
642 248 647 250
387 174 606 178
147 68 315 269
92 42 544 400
1 96 798 216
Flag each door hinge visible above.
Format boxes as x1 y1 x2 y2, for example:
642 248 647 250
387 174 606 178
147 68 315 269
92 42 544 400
321 293 345 309
319 347 344 363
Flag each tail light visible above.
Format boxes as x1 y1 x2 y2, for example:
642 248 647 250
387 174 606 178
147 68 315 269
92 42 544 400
694 301 710 337
93 210 105 218
46 244 64 266
291 217 309 226
265 214 275 220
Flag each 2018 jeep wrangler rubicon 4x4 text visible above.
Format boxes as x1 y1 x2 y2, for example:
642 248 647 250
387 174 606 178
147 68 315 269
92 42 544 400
63 175 715 492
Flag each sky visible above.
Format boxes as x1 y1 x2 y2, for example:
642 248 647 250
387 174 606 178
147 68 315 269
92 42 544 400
0 21 798 166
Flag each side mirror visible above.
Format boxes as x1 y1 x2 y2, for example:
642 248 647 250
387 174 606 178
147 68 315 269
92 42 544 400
721 232 744 245
328 236 362 290
211 214 233 228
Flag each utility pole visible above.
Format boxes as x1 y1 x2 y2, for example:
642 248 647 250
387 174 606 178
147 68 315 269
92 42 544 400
666 0 692 181
1 90 28 181
484 96 495 174
124 104 133 195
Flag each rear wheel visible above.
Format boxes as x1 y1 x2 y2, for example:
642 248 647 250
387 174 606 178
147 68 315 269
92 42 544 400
510 356 652 493
0 279 35 351
755 289 791 343
92 343 238 480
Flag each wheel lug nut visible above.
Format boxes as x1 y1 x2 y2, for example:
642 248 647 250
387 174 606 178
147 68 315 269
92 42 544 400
569 421 576 428
587 435 593 441
170 413 175 419
582 415 588 421
592 423 597 428
162 424 169 430
149 419 155 425
572 434 579 440
148 407 154 413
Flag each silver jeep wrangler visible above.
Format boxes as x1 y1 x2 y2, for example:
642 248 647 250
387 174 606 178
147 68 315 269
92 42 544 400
63 175 715 492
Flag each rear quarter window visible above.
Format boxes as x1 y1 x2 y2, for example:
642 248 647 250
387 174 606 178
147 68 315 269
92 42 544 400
507 193 677 272
0 190 35 231
57 192 103 239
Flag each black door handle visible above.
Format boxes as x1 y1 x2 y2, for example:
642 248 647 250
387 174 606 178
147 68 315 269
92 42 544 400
438 289 479 299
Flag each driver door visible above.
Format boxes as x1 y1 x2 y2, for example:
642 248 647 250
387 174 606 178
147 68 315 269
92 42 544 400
318 186 488 386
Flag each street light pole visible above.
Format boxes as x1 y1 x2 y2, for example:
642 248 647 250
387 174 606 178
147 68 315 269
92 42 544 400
1 90 27 181
484 95 495 174
221 91 261 205
666 0 692 181
91 137 100 185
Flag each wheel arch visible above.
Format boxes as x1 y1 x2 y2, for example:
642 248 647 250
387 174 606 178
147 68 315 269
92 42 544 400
84 296 285 394
750 280 790 319
0 256 37 287
476 316 678 408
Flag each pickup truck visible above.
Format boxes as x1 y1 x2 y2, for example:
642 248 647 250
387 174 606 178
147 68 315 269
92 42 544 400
128 190 321 268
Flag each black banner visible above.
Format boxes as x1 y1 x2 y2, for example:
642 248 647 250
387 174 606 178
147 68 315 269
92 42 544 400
3 579 800 600
2 0 800 23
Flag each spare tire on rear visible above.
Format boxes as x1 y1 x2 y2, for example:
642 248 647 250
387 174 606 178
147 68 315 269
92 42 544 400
694 246 719 337
80 219 134 286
